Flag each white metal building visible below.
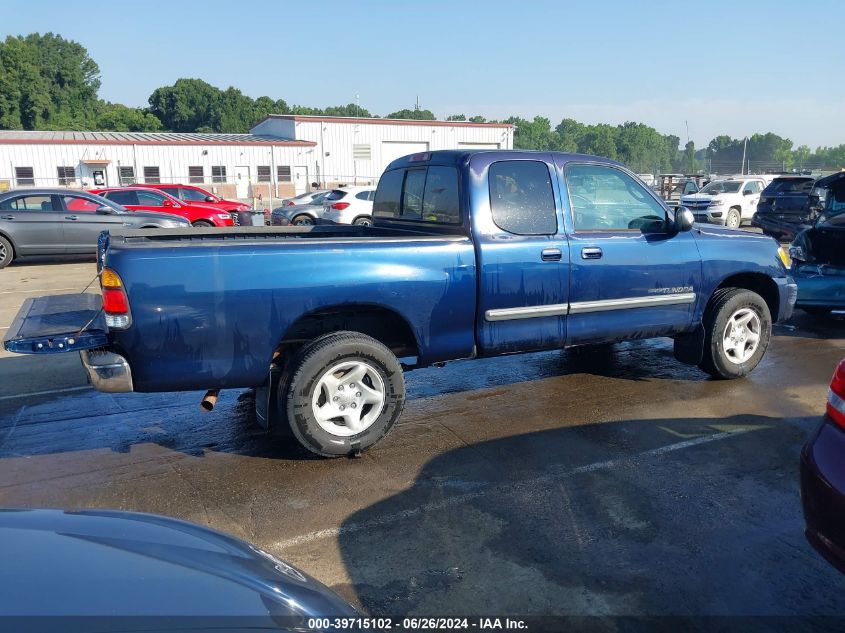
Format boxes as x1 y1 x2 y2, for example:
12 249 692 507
0 115 513 202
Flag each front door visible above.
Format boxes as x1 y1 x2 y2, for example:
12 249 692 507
474 155 571 355
0 193 66 254
59 193 129 253
560 161 701 345
234 166 250 199
293 166 308 195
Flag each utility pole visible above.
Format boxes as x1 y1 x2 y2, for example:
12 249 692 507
355 92 360 118
415 95 420 112
740 136 748 175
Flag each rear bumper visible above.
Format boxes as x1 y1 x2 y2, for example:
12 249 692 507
801 418 845 574
80 349 134 393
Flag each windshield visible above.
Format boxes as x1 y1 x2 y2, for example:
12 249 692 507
700 181 741 194
763 178 814 195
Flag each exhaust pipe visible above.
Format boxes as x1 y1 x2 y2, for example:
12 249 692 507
200 389 219 412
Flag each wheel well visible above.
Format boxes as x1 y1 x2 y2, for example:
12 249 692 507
275 305 419 361
0 230 16 255
192 220 214 226
714 272 779 318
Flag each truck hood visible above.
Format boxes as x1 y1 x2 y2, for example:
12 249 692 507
793 223 845 268
0 508 357 618
681 193 724 204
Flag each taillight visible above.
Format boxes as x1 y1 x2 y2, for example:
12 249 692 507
332 202 350 210
101 267 131 329
287 201 295 206
826 359 845 428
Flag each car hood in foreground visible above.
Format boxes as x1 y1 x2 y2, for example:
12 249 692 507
0 508 357 618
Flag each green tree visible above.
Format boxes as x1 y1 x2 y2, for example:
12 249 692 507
508 116 557 150
446 114 466 121
323 103 373 117
386 108 436 120
148 78 222 132
95 102 161 131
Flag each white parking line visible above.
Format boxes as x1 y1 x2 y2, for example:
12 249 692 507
270 427 763 550
0 287 81 295
0 385 91 401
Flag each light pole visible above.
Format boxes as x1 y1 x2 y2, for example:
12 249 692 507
740 136 748 175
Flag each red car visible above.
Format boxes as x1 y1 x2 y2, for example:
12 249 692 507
142 184 250 213
89 187 235 227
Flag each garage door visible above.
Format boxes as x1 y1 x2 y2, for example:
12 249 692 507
458 142 500 149
381 141 429 171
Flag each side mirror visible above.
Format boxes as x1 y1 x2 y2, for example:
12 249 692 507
162 199 173 208
95 206 115 215
205 196 216 203
673 206 695 233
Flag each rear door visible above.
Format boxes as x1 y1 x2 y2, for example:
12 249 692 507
473 155 571 355
560 160 701 345
0 193 65 254
59 194 130 253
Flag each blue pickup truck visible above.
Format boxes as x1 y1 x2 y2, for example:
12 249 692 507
4 151 796 456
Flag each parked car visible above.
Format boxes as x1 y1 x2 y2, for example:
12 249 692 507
788 172 845 315
90 187 235 227
681 177 766 228
5 151 796 457
321 186 376 225
272 190 332 226
801 358 845 574
752 176 817 242
0 188 188 269
143 183 251 213
0 508 358 619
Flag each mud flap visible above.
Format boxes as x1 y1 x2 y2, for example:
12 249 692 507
254 365 282 431
673 323 705 365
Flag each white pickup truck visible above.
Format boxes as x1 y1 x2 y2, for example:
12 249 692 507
680 177 766 228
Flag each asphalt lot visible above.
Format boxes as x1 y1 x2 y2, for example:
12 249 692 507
1 256 845 619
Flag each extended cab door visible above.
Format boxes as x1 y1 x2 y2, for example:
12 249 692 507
473 154 571 355
559 160 701 345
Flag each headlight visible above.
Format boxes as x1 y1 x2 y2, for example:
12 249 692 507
217 213 232 220
709 198 725 206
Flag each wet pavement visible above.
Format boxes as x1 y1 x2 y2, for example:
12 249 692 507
2 260 845 618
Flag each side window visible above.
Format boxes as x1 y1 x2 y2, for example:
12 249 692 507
4 195 55 211
355 191 370 201
373 170 403 218
61 195 99 212
136 191 167 207
105 191 139 206
743 182 754 194
402 169 427 220
567 163 667 231
489 160 556 235
159 187 180 199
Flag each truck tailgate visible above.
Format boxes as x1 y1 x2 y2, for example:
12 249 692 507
3 293 109 354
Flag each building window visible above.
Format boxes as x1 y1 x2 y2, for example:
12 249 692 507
257 166 271 183
211 166 227 183
277 166 292 182
353 144 372 160
119 166 135 185
14 167 35 186
188 166 204 183
143 166 160 184
56 166 76 186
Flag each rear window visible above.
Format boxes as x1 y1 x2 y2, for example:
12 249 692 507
373 166 461 224
763 178 814 194
326 190 347 201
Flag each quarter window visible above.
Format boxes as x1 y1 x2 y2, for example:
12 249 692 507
143 166 160 184
489 160 557 235
566 163 667 231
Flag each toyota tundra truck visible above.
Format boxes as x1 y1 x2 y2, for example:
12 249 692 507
4 151 796 457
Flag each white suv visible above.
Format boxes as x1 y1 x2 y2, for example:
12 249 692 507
321 187 376 225
680 177 765 228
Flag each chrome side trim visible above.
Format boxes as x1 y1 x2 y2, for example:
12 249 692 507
485 303 570 322
80 349 134 393
484 293 696 322
569 293 696 314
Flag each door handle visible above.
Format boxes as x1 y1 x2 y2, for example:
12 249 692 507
0 215 14 220
541 248 562 262
64 215 79 220
581 247 603 260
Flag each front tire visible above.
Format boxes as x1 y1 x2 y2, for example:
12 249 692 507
0 235 13 269
192 220 214 228
699 288 771 379
292 214 315 226
352 217 372 226
725 208 741 229
278 331 405 457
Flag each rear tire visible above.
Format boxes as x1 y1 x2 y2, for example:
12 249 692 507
352 217 372 226
699 288 771 379
278 331 405 457
192 220 214 228
292 214 315 226
725 208 741 229
0 235 13 269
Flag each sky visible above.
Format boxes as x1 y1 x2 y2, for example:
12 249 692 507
4 0 844 148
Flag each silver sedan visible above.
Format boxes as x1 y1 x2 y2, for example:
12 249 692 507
271 190 331 226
